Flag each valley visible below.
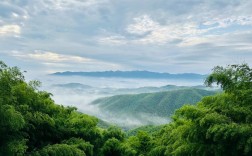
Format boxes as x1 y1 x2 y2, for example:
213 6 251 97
43 75 219 128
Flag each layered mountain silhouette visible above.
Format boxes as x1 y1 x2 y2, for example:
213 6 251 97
52 71 206 79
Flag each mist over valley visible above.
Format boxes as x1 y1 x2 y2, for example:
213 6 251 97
37 72 217 128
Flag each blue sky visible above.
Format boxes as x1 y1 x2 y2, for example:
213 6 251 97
1 0 252 75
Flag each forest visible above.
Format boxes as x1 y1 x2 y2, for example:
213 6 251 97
1 60 252 156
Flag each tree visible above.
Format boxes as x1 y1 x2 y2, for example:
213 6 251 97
0 61 27 155
124 131 153 156
152 64 252 156
31 144 85 156
205 64 252 92
103 126 125 141
101 138 124 156
0 61 110 155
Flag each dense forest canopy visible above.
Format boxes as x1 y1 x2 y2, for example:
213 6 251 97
151 64 252 156
93 89 216 118
1 61 252 155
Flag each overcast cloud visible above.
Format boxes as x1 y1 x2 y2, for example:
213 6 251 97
1 0 252 75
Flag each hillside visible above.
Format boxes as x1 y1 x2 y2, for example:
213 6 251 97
92 89 217 118
126 125 164 137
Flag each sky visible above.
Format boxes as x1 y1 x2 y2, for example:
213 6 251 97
1 0 252 76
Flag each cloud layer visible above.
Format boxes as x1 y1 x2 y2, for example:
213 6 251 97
1 0 252 74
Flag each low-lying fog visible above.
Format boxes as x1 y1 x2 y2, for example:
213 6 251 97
36 75 204 128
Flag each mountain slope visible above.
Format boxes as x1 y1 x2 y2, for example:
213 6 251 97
92 89 217 118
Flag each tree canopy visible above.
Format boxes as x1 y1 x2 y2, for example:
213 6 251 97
0 61 131 155
150 64 252 156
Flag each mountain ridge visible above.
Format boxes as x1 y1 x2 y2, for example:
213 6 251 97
92 88 217 121
51 70 206 79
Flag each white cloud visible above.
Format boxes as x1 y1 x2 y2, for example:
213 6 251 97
11 12 19 18
0 24 21 36
42 62 71 67
100 14 252 46
9 50 125 72
11 50 93 63
203 15 252 28
135 22 205 45
41 0 108 10
98 35 127 45
100 15 206 45
178 36 209 47
127 15 159 35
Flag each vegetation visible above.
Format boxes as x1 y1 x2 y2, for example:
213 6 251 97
126 125 164 137
149 64 252 155
92 89 216 117
1 61 252 155
0 61 128 156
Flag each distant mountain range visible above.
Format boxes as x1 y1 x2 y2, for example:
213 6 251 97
51 71 206 79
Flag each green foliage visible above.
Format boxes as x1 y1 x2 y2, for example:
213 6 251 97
101 138 124 156
101 137 139 156
62 138 94 156
0 61 127 155
0 62 27 155
151 64 252 156
31 144 85 156
97 119 112 129
103 126 125 141
123 131 153 156
205 64 252 105
126 125 164 137
2 61 251 156
93 89 216 117
205 64 252 92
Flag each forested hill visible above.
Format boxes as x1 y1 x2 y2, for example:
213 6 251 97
52 70 205 79
92 89 216 118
